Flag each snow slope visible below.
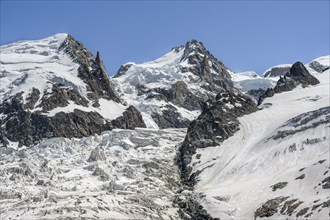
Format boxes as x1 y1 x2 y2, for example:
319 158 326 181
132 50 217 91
0 34 126 120
189 70 330 219
0 128 187 219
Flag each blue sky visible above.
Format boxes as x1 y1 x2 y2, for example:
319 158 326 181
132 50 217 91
1 0 329 75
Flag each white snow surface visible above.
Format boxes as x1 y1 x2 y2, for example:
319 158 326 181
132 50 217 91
0 128 187 219
189 70 330 219
0 34 126 120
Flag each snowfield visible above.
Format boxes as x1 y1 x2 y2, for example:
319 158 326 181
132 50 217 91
190 70 330 219
0 128 186 219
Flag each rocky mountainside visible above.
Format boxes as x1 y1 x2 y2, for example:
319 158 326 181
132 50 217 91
0 34 329 220
232 56 330 103
0 34 145 147
262 55 330 78
112 40 235 129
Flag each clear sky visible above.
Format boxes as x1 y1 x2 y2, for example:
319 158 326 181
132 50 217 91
1 0 329 75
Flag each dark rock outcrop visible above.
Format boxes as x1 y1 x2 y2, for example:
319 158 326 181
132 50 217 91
111 106 146 129
113 63 133 78
151 105 191 129
177 91 257 186
37 84 89 112
254 197 289 219
308 60 329 73
142 81 207 112
270 182 288 191
180 39 233 92
288 61 320 86
258 62 320 105
174 193 219 220
263 66 291 78
60 36 121 104
0 99 145 147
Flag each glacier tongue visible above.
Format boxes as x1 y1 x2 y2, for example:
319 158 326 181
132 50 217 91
0 128 187 219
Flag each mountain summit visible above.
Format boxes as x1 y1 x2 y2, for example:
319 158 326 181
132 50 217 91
113 39 236 128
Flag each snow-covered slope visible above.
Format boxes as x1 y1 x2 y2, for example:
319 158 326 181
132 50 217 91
112 40 234 129
188 70 330 219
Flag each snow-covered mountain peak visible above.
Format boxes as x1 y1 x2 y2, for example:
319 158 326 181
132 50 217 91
0 34 145 147
113 39 234 129
181 39 208 59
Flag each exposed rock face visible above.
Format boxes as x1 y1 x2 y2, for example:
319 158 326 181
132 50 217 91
247 88 267 103
308 60 329 73
288 62 320 85
263 65 291 78
113 63 134 78
59 36 121 104
258 62 320 105
254 197 289 219
174 192 219 220
0 35 145 147
180 40 233 91
111 106 146 129
38 84 89 111
0 98 145 147
152 105 191 129
254 197 305 219
270 182 288 191
177 91 257 186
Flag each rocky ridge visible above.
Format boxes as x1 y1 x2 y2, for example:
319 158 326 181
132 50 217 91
258 61 320 105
